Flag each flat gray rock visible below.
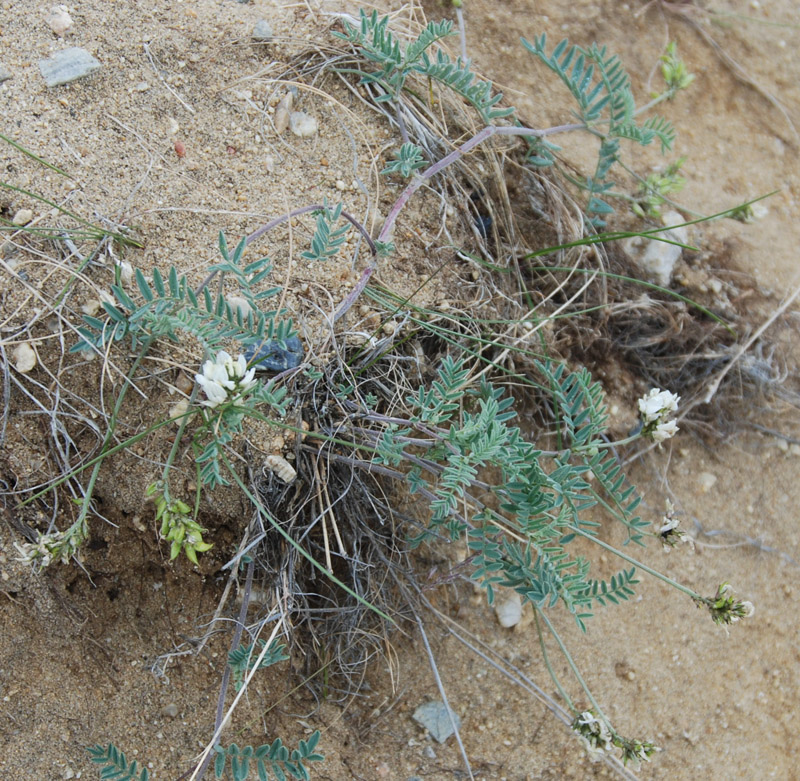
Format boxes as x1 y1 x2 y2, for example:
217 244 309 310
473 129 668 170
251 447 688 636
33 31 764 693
412 701 461 744
0 64 12 83
39 48 101 87
252 20 273 41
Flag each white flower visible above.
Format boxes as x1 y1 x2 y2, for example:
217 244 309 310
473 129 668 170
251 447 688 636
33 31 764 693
573 711 613 755
740 601 755 618
652 418 679 444
638 388 680 424
195 350 257 408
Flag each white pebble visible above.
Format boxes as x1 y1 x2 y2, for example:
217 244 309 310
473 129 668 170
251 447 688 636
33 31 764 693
117 260 133 285
12 208 33 226
226 295 253 320
162 703 179 718
289 111 318 138
277 91 294 113
39 47 101 87
13 343 37 373
47 5 73 36
494 591 523 628
697 471 717 494
169 399 190 424
265 454 297 483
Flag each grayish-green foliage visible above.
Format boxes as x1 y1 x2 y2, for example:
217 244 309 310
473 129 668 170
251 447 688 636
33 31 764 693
87 744 149 781
335 9 513 122
213 732 324 781
376 358 645 632
382 141 427 178
522 35 676 226
72 233 295 355
301 202 350 261
228 639 289 691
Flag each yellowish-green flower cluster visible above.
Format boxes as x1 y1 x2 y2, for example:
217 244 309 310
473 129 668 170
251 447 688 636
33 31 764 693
147 482 212 565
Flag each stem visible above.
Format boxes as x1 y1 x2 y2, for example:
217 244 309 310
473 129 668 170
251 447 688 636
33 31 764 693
533 609 576 713
64 339 154 546
18 409 193 508
377 124 583 244
335 121 583 320
192 558 254 781
567 524 701 601
161 385 199 497
537 609 611 726
633 89 677 117
455 6 468 64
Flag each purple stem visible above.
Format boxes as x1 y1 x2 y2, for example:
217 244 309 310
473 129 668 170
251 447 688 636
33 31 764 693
333 122 583 321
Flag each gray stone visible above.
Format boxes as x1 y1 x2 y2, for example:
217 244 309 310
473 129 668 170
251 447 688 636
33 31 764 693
244 336 303 372
252 20 273 42
161 703 179 718
39 48 101 87
0 64 12 83
412 701 461 744
623 210 689 287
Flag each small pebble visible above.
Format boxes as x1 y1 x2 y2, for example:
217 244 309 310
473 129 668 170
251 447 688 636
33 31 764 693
39 47 101 87
277 92 294 113
117 260 134 285
169 399 190 424
12 208 33 226
423 746 436 760
412 701 461 744
289 111 318 138
382 321 396 336
47 4 73 35
0 64 12 83
494 591 523 628
251 19 273 41
175 372 194 395
697 471 717 494
162 703 179 718
226 295 253 320
134 81 150 92
265 454 297 484
13 343 37 373
274 106 289 135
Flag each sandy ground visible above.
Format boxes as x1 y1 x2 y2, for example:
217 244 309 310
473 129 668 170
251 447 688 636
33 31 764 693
1 1 798 779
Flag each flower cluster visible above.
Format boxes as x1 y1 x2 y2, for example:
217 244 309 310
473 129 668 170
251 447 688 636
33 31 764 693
615 735 660 768
572 711 660 767
572 711 613 760
14 526 85 567
695 582 755 626
147 482 213 565
195 350 257 408
638 388 680 444
657 499 692 551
